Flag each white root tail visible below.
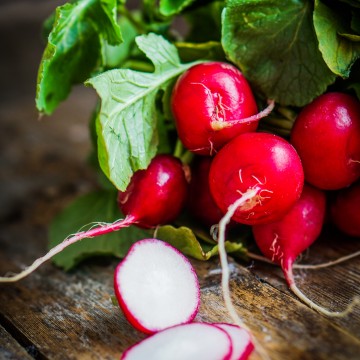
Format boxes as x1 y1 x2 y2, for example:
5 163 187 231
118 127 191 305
0 216 136 283
216 186 271 360
285 265 360 318
246 250 360 269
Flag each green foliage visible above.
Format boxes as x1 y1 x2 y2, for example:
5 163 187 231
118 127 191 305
86 33 200 191
36 0 122 115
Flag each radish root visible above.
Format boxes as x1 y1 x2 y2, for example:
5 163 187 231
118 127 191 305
217 186 271 360
247 249 360 269
285 265 360 317
0 216 136 283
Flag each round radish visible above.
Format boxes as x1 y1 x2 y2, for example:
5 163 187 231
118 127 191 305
121 323 232 360
118 154 189 228
171 62 273 155
0 155 189 282
214 323 254 360
330 181 360 237
209 132 304 226
114 239 200 334
290 92 360 190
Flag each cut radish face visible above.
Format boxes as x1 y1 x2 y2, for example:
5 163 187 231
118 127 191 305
121 323 232 360
114 239 200 334
215 323 254 360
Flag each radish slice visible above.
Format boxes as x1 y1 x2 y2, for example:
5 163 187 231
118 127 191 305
114 239 200 334
121 323 232 360
215 323 254 360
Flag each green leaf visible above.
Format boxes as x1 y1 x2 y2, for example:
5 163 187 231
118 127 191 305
314 0 360 78
49 190 151 270
159 0 196 16
155 225 245 260
86 33 200 191
176 41 225 63
36 0 122 115
221 0 335 106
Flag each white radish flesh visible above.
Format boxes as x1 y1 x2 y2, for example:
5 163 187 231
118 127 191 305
215 323 254 360
121 323 232 360
114 239 200 334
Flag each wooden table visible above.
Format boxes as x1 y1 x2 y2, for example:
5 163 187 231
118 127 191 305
1 2 359 359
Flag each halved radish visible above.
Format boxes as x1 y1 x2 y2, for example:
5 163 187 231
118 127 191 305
121 323 232 360
114 239 200 334
215 323 254 360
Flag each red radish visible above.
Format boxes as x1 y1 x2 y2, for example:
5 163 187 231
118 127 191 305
214 323 254 360
330 181 360 237
0 154 189 282
114 239 200 334
171 61 274 155
252 184 359 316
187 156 227 227
209 132 304 226
121 323 233 360
118 154 189 228
290 92 360 190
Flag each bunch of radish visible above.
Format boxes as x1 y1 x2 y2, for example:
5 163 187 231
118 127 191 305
170 63 360 319
1 60 360 356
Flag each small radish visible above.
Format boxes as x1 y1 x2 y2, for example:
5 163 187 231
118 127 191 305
114 239 200 334
117 154 189 228
0 154 189 282
214 323 254 360
121 323 233 360
290 92 360 190
171 61 274 155
252 184 359 316
330 181 360 237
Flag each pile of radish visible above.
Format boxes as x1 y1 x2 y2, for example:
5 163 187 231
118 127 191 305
1 60 360 357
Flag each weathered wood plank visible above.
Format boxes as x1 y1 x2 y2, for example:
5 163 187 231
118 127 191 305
0 324 33 360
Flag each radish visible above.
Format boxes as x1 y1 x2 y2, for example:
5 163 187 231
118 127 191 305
121 323 233 360
114 239 200 334
171 61 274 155
209 132 304 226
290 92 360 190
252 184 359 317
330 181 360 237
0 154 189 282
214 323 254 360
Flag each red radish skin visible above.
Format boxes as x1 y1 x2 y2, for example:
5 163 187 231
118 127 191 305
252 184 359 316
114 239 200 334
214 323 254 360
171 62 274 155
121 323 233 360
290 92 360 190
330 181 360 237
118 154 189 228
0 155 189 282
209 132 304 226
